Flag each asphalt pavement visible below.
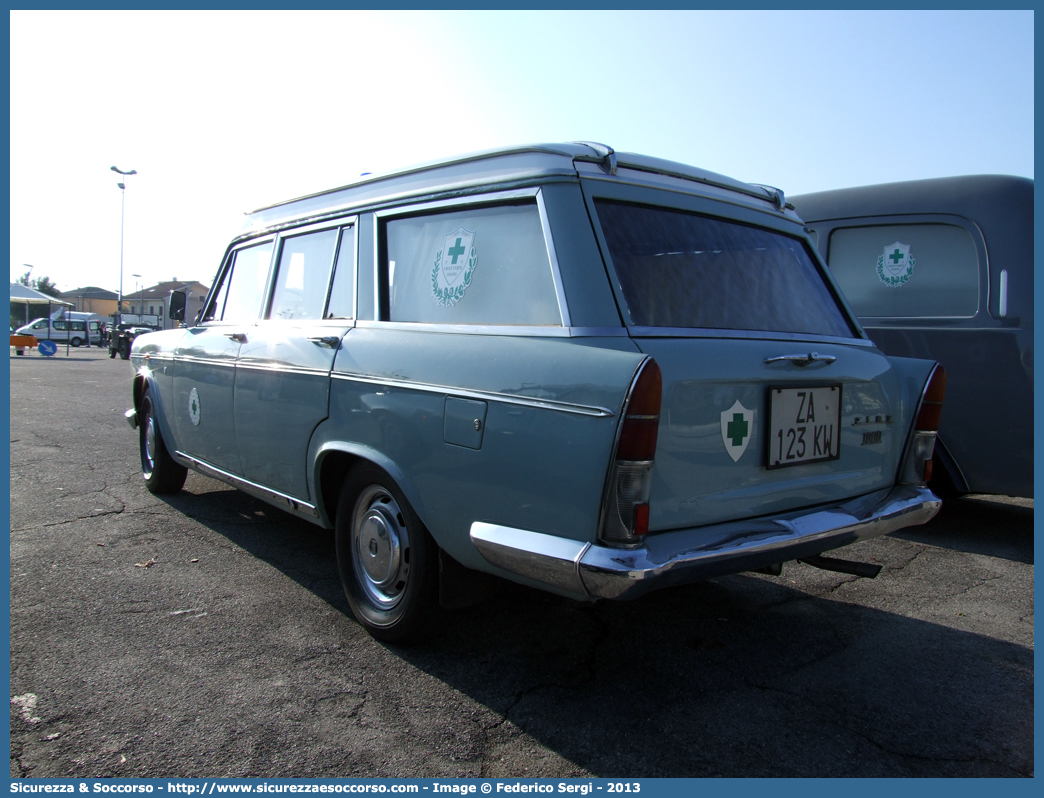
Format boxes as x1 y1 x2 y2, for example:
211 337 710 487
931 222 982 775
9 347 1034 778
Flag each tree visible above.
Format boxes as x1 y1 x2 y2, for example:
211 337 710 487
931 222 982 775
32 276 61 298
15 272 62 298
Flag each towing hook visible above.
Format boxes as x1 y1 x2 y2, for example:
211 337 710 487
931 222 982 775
799 554 882 579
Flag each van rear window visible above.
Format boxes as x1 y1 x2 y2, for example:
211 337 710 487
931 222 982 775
595 200 855 337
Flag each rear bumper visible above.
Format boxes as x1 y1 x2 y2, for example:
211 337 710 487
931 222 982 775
470 485 940 601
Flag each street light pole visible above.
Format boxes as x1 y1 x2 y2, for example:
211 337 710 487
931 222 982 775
132 273 143 322
111 166 137 323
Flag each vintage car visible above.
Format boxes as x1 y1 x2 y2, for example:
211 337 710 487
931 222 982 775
126 143 945 642
792 176 1032 499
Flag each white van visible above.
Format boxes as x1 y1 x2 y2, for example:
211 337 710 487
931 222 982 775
17 312 103 347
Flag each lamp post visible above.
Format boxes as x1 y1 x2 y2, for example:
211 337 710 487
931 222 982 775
111 166 137 322
132 273 143 321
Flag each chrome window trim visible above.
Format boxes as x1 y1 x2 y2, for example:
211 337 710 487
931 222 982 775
234 362 333 378
626 327 878 346
373 187 569 328
331 372 615 418
352 319 627 338
173 356 238 369
371 212 379 323
174 451 319 521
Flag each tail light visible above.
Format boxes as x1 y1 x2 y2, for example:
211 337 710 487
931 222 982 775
600 359 662 545
900 364 946 485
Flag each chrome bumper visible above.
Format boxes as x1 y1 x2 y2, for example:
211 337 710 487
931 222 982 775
470 485 940 601
125 408 138 429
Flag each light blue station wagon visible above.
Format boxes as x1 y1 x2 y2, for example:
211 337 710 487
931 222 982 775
127 143 946 641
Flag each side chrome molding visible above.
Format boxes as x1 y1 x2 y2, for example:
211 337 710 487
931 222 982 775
174 451 321 524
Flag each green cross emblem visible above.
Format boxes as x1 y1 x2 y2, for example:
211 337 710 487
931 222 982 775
727 413 749 446
448 237 466 264
889 248 904 264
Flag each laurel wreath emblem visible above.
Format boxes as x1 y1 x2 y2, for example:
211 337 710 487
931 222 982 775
876 253 916 288
431 247 477 306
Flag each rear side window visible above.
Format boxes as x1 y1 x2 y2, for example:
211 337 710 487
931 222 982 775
269 229 339 321
595 200 855 337
384 202 562 326
826 224 979 318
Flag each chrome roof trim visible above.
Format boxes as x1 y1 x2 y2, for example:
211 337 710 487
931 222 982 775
246 144 593 215
330 372 615 418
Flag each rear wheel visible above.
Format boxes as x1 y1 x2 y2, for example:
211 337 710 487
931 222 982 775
139 388 187 494
335 465 438 643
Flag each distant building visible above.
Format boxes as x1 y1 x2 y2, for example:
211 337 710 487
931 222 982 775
58 286 119 317
125 280 210 329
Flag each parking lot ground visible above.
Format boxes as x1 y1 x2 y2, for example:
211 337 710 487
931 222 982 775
9 349 1034 777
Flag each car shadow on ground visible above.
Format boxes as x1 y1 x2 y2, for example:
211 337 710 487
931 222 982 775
889 494 1033 565
155 482 1033 777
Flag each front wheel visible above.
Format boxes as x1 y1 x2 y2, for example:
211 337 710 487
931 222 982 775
70 336 82 347
118 339 131 360
139 388 187 494
335 465 439 643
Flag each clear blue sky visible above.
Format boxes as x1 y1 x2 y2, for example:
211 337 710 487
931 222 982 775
9 10 1034 294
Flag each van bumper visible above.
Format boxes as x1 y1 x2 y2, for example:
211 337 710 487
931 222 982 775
470 485 940 601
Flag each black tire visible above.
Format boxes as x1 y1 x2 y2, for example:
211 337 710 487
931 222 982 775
334 464 439 643
138 388 187 494
118 339 131 360
70 336 82 347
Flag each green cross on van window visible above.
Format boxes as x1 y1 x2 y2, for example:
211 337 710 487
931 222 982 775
727 413 748 446
448 238 466 264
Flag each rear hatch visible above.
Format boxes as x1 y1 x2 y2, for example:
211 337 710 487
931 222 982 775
588 194 908 532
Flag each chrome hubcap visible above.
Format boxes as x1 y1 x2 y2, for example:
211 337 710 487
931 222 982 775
143 405 157 475
352 487 410 609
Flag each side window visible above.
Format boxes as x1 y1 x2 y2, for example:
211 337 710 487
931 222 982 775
384 202 562 326
325 226 357 319
827 224 979 318
53 321 67 331
203 241 274 323
269 229 339 321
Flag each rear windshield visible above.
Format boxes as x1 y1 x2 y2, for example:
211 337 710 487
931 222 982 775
595 200 856 337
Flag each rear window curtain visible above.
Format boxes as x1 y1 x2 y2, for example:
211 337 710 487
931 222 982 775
384 202 562 326
595 200 855 337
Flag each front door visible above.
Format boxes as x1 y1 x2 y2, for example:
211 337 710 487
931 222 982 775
172 239 275 475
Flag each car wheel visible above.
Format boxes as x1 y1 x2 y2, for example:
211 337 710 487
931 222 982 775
118 340 131 360
335 465 439 643
138 387 187 494
70 336 82 347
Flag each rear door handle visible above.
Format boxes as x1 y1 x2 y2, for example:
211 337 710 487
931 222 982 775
307 336 342 348
224 332 248 343
764 351 836 366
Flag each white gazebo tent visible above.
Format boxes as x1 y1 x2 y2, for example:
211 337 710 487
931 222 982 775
10 282 73 333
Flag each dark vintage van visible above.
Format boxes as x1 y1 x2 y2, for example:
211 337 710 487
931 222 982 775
792 176 1032 498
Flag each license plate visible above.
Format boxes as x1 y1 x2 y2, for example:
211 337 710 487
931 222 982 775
767 385 841 469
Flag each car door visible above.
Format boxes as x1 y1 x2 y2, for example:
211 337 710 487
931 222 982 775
233 221 356 501
172 239 274 475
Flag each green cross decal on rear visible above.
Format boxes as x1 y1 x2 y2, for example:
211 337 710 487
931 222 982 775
727 413 749 446
448 237 466 264
889 248 904 264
